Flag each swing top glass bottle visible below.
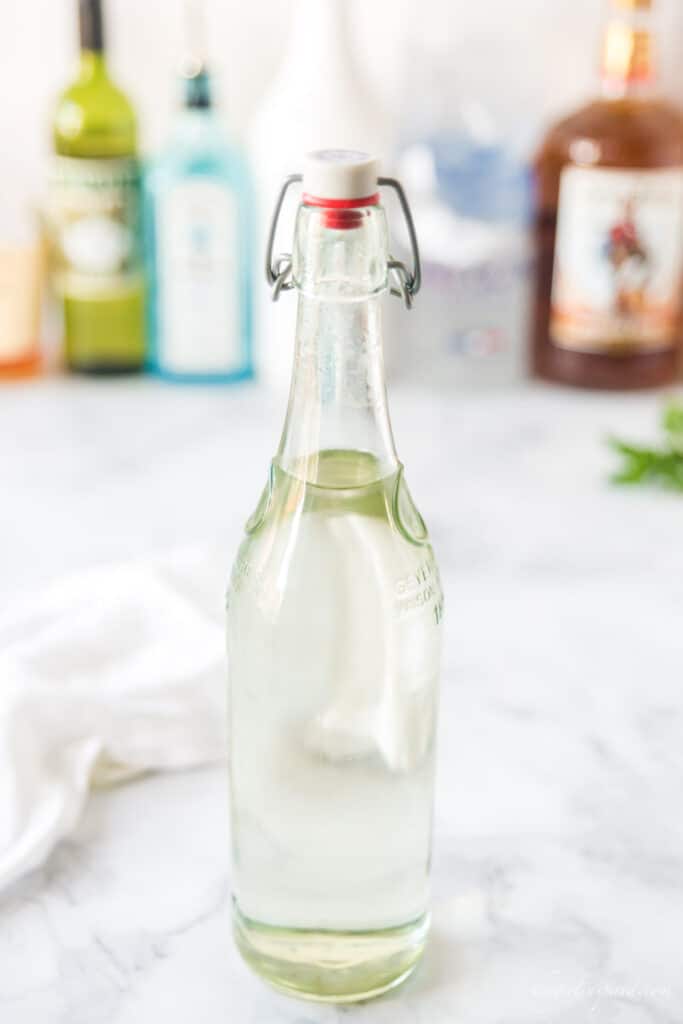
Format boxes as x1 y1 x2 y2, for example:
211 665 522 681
227 152 443 1003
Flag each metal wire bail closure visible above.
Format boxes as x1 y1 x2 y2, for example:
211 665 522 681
265 172 422 310
265 174 302 302
378 176 422 310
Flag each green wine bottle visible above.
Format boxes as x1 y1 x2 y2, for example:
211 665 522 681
49 0 145 373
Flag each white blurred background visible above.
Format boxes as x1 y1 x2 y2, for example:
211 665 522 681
5 0 683 207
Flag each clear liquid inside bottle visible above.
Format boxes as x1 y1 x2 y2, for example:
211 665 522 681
227 189 442 1001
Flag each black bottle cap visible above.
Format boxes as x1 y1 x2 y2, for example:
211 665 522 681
79 0 105 52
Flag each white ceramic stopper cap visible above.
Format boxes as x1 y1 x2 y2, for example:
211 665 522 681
302 150 380 200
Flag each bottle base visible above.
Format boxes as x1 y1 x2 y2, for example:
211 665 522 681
232 900 429 1003
151 365 254 386
0 351 42 380
65 361 144 376
532 341 679 390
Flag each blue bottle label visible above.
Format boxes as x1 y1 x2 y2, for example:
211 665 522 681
157 179 241 374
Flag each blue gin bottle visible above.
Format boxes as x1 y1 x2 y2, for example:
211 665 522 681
144 63 253 382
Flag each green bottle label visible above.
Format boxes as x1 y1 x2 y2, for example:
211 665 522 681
48 156 143 297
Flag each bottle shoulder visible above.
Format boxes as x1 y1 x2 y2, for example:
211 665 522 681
535 96 683 171
145 129 250 191
228 460 442 628
54 76 137 157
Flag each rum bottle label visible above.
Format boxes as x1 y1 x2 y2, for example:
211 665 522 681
550 165 683 355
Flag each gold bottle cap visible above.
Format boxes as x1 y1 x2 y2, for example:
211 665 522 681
611 0 652 9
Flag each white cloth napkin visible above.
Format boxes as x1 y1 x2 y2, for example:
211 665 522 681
0 547 227 891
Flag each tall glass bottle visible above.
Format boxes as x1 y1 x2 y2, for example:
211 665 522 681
49 0 145 373
227 152 443 1002
144 1 253 382
533 0 683 388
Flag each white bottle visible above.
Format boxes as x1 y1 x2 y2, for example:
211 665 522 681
249 0 390 393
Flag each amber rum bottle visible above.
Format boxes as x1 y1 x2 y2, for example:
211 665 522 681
533 0 683 388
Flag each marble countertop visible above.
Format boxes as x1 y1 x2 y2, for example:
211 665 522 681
1 378 682 1024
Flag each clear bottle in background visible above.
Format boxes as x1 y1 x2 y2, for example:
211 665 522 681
386 128 532 391
0 196 44 380
49 0 145 374
249 0 389 394
227 151 442 1002
533 0 683 389
386 32 535 391
143 0 253 383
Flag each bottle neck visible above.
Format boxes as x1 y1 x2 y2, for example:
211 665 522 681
179 0 212 110
172 72 220 149
278 205 397 480
600 0 657 100
278 294 397 479
79 0 105 53
172 106 220 151
181 68 212 111
77 50 108 83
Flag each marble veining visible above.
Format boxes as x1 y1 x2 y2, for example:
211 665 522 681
0 379 682 1023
